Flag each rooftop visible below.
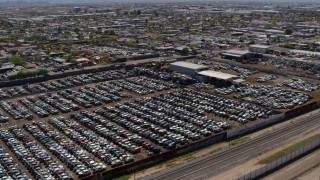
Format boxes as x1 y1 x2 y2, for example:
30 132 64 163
224 49 251 56
249 44 270 49
197 70 238 80
170 61 208 70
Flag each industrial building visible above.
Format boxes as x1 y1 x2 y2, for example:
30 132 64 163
221 49 253 61
265 29 285 35
169 61 240 87
197 70 239 87
169 61 208 78
249 44 270 54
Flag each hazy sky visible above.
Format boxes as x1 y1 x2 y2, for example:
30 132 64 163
0 0 319 3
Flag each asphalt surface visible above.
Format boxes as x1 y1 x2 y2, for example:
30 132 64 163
142 111 320 180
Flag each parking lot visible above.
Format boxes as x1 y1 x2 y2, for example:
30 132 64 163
215 83 312 110
0 64 318 179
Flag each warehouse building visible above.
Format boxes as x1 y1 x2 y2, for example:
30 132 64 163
221 49 253 61
197 70 238 87
170 61 208 78
249 44 270 54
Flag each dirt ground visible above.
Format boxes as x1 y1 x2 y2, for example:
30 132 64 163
292 159 320 180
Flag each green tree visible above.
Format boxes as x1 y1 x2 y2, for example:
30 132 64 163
74 28 80 33
285 28 293 35
65 55 74 62
26 34 48 42
70 50 79 56
181 48 189 55
109 30 116 35
283 43 295 49
9 56 26 66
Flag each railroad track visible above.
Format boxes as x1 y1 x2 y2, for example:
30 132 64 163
143 112 320 180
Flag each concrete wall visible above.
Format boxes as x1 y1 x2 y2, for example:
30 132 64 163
95 132 226 179
227 113 285 138
237 138 320 180
284 101 318 119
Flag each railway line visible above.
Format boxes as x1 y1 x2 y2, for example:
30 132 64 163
142 112 320 180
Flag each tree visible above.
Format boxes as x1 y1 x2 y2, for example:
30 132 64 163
65 55 74 62
285 28 293 35
153 11 159 17
71 50 79 57
9 56 26 66
109 30 116 36
181 48 189 55
74 28 80 33
26 34 48 42
283 43 295 49
249 40 255 45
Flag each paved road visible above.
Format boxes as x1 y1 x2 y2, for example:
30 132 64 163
142 112 320 180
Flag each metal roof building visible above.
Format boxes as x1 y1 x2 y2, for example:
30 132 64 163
196 70 239 86
170 61 209 78
197 70 238 80
249 44 270 53
170 61 208 70
221 49 253 61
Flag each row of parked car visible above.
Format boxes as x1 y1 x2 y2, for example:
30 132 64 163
277 78 320 92
24 85 47 94
71 90 232 151
0 112 9 124
7 87 29 97
261 58 320 78
80 85 126 103
47 118 107 172
0 70 136 100
19 98 50 118
73 110 156 154
0 144 29 180
109 77 174 95
57 90 102 108
180 88 272 123
26 121 102 178
216 84 311 109
257 75 277 83
232 66 259 79
0 90 10 99
133 67 197 85
192 83 215 90
39 93 80 113
0 101 33 120
191 59 214 65
0 126 70 180
51 116 135 167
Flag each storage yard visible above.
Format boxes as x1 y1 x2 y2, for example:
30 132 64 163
0 58 318 180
